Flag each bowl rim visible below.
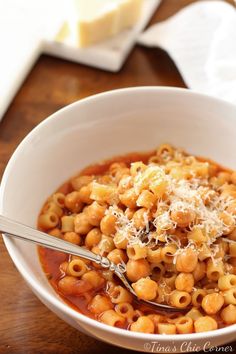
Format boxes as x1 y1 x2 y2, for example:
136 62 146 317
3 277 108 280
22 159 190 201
1 86 236 342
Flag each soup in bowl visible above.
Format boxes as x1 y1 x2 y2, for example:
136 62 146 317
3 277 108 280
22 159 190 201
1 87 236 352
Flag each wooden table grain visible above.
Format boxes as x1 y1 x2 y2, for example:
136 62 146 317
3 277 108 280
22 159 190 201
1 1 235 353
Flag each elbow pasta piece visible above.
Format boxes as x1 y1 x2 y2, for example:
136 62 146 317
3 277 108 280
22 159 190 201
157 323 176 335
192 261 206 282
109 285 133 304
218 274 236 290
147 248 162 263
198 244 212 261
115 302 134 319
161 244 177 264
90 182 119 205
223 287 236 305
38 212 59 230
157 143 174 158
162 273 177 290
61 215 75 233
175 317 193 334
187 227 206 245
43 201 63 217
132 208 150 229
186 308 203 321
206 259 224 281
219 211 235 235
136 190 156 209
118 175 133 194
149 179 167 199
169 290 191 309
100 310 125 327
52 193 65 208
147 314 165 329
155 284 166 304
67 259 87 277
150 263 165 281
132 278 157 301
130 316 155 334
127 244 147 260
192 289 207 308
130 161 147 176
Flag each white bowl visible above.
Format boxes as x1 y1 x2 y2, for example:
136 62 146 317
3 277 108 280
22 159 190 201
1 87 236 352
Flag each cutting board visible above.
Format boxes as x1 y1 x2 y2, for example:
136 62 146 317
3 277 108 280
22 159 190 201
0 0 161 121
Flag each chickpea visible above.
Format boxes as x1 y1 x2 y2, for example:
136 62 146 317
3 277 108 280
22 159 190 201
175 273 194 293
63 232 81 245
176 248 198 273
107 249 128 265
88 295 113 314
71 175 94 191
100 214 117 235
119 188 138 209
221 304 236 324
78 184 93 204
201 293 224 315
194 316 218 332
126 259 151 282
65 191 83 213
74 213 93 234
85 201 106 226
132 278 157 301
133 208 149 229
85 228 102 248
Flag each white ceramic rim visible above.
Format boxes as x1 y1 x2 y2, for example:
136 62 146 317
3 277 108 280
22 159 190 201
1 86 236 342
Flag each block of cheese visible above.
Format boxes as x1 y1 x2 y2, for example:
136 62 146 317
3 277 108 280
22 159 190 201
67 0 144 47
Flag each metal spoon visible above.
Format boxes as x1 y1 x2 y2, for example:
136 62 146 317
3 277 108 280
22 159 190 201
0 214 182 312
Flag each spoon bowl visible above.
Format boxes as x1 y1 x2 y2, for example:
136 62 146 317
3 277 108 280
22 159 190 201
0 214 181 312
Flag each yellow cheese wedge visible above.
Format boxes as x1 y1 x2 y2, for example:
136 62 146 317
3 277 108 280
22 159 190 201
66 0 143 47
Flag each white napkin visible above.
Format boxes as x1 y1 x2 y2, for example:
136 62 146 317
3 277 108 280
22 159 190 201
138 1 236 104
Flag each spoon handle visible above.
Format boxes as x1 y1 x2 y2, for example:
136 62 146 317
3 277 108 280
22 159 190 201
0 215 121 272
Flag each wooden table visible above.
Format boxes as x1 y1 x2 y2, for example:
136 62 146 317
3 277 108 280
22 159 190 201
1 1 235 353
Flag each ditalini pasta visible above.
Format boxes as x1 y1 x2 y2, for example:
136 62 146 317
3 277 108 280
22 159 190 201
38 144 236 334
